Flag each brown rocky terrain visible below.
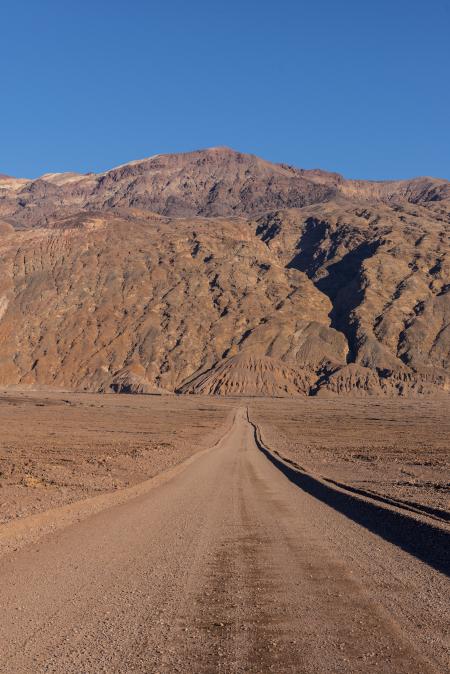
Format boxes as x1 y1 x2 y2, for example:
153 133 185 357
1 397 448 673
0 147 448 395
0 391 233 526
249 397 450 517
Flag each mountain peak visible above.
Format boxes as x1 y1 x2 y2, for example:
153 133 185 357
0 147 448 396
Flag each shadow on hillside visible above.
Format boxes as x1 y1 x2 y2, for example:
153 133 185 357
287 219 381 361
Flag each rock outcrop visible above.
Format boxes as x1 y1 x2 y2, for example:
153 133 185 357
0 148 448 396
178 353 314 397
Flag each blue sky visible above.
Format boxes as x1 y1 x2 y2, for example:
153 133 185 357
1 1 449 179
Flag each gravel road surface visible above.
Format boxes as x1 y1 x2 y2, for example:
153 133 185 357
1 408 448 673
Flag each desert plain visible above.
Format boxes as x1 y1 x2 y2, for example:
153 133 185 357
0 391 448 673
1 392 448 528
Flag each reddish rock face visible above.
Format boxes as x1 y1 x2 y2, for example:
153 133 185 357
0 148 448 395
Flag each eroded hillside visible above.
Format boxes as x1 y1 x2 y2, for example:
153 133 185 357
0 148 448 395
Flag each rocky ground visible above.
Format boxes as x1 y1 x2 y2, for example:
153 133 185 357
0 392 233 525
1 402 448 674
250 397 450 517
1 393 448 527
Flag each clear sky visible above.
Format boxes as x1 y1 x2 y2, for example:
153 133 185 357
1 1 449 179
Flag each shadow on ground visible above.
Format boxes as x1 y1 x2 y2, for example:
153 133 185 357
251 420 450 578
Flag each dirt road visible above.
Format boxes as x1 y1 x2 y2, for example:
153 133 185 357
1 408 448 673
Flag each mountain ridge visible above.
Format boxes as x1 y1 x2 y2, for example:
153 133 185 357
1 147 449 229
3 146 448 184
0 148 448 396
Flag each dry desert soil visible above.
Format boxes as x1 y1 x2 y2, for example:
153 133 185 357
0 393 448 673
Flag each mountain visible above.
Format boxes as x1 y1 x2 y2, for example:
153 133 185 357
2 147 449 227
0 148 448 396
